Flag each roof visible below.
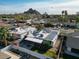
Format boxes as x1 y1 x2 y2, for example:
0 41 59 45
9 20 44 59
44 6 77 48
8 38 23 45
0 52 11 59
66 32 79 49
67 32 79 38
10 27 26 34
45 31 57 41
0 21 10 27
38 30 50 39
25 29 60 43
45 30 60 42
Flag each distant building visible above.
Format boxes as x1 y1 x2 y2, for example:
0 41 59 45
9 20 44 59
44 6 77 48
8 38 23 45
26 19 32 24
76 23 79 29
76 12 79 15
31 19 48 24
0 20 10 27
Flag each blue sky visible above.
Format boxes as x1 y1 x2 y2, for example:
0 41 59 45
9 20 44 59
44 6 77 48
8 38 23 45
0 0 67 4
0 0 79 14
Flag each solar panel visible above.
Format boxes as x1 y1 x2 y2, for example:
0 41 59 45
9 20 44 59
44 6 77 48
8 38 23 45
45 31 58 41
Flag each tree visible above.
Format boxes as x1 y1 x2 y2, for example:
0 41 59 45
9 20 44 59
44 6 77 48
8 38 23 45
62 10 68 16
0 27 10 46
36 24 44 31
76 16 79 22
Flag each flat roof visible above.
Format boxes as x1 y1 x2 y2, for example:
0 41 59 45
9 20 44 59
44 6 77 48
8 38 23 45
25 30 60 43
38 30 50 39
45 30 59 41
67 32 79 38
10 27 27 34
0 52 11 59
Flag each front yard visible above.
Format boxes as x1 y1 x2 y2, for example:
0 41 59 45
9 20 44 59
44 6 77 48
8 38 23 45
43 48 57 58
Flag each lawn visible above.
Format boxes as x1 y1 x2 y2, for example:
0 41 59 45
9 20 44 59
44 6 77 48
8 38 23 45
44 49 56 58
31 46 57 58
31 40 57 58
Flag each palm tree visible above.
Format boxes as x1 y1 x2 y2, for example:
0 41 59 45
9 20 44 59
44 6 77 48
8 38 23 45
0 27 10 46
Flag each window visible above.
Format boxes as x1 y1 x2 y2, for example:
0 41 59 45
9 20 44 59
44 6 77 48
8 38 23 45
71 48 79 54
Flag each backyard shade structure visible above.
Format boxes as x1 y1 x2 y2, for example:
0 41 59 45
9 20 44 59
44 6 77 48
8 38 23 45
0 52 11 59
25 37 43 44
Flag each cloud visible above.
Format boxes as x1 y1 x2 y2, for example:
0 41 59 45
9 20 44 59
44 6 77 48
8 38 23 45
0 0 79 14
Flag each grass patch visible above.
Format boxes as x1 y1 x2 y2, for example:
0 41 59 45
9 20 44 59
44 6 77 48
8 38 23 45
44 49 56 58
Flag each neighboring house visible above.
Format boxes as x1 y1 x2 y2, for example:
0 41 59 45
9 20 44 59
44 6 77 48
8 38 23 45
63 23 76 28
10 27 27 39
0 20 10 27
10 26 37 39
15 20 26 27
76 23 79 29
26 19 32 24
65 32 79 57
31 19 48 24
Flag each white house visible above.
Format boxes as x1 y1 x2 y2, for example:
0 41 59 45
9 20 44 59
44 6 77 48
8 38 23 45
25 28 60 47
10 27 27 39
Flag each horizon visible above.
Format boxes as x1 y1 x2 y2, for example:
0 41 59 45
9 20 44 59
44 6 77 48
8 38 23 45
0 0 79 14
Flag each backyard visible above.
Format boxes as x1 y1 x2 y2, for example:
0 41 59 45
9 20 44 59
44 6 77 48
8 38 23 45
31 40 57 58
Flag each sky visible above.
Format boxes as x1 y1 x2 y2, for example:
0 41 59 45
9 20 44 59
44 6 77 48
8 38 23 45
0 0 79 14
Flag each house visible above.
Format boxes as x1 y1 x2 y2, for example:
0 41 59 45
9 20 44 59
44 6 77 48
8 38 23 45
17 28 60 59
10 26 37 39
15 20 26 27
63 22 76 29
76 23 79 29
26 19 32 24
10 27 27 39
24 28 60 47
65 32 79 57
31 19 48 24
0 20 10 27
0 27 60 59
